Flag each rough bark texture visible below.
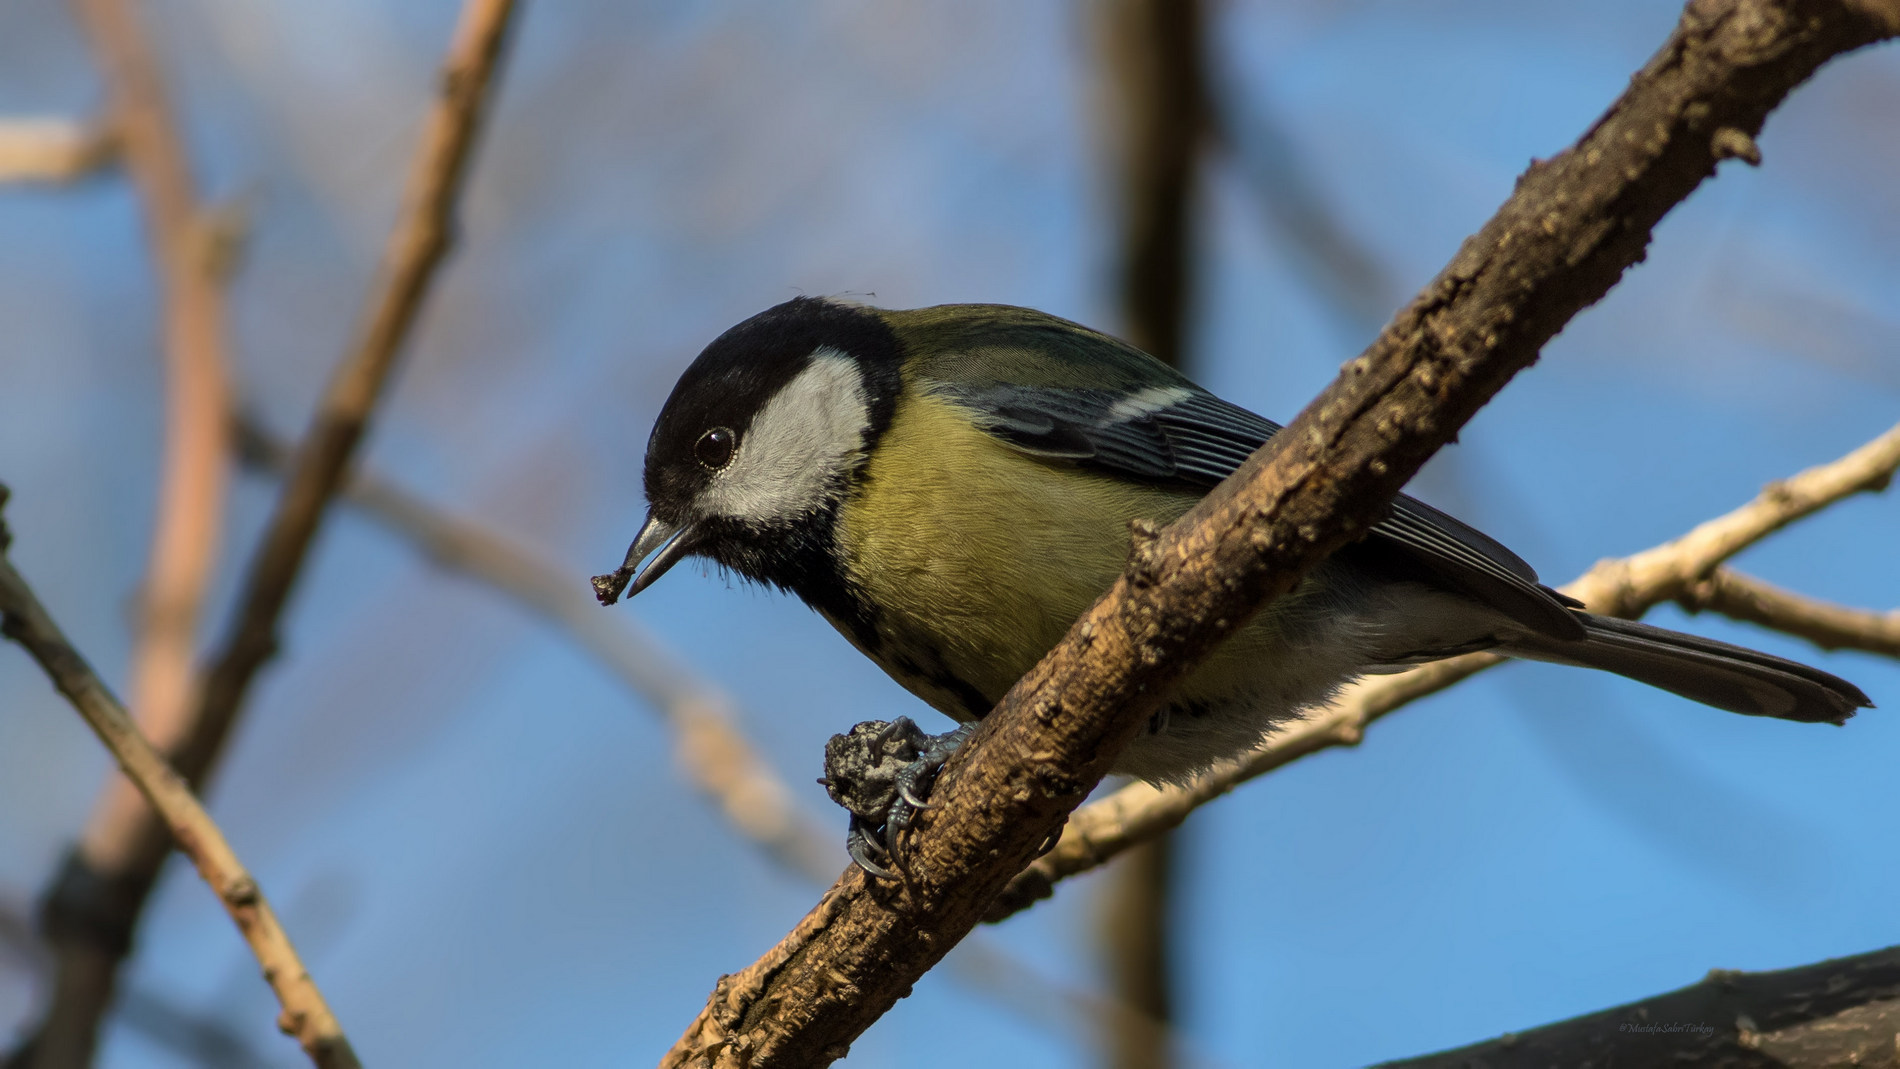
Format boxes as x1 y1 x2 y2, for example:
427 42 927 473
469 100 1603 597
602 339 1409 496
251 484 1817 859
660 1 1900 1065
1376 945 1900 1069
984 422 1900 921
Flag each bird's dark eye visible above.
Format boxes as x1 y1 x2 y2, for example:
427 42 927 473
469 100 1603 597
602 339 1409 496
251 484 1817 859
694 426 737 471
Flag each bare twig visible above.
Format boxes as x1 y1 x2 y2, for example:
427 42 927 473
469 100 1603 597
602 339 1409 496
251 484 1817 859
0 119 116 182
0 493 359 1069
1680 567 1900 658
180 0 518 786
232 415 839 885
3 899 260 1068
1214 95 1395 334
25 2 239 1063
989 420 1900 919
23 1 519 1062
71 0 234 904
661 2 1900 1063
945 941 1212 1069
1373 943 1900 1069
1096 835 1177 1069
112 988 265 1069
1569 424 1900 617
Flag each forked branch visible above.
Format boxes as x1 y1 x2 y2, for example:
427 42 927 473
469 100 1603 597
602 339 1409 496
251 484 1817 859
22 1 521 1063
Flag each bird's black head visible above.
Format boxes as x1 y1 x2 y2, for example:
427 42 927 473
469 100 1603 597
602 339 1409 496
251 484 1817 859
593 297 904 604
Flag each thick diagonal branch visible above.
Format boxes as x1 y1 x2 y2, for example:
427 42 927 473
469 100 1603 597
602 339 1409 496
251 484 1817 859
1373 943 1900 1069
660 1 1900 1064
988 420 1900 920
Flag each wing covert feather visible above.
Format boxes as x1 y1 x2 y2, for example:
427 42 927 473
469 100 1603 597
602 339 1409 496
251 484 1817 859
933 379 1584 640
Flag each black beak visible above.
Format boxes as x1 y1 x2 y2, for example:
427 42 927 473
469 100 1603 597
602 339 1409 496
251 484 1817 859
591 512 698 606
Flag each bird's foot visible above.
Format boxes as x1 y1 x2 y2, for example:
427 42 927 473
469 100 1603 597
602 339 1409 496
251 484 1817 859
819 717 974 879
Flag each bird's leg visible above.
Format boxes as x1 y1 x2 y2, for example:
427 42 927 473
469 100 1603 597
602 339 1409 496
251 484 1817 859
820 717 975 878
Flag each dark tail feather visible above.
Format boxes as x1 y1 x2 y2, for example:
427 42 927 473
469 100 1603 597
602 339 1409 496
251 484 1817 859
1500 614 1872 725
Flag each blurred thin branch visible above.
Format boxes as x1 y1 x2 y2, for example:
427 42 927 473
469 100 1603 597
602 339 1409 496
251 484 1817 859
1680 567 1900 658
1709 276 1900 393
1094 0 1206 1061
946 940 1217 1069
176 0 518 785
0 120 116 183
989 420 1900 920
1094 834 1176 1069
0 491 359 1069
1206 6 1397 337
20 1 520 1064
230 413 841 886
112 988 269 1069
1096 0 1205 366
26 0 240 1063
1212 89 1395 335
3 901 263 1069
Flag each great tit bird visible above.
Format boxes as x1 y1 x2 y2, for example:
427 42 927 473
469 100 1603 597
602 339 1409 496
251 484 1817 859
594 297 1869 859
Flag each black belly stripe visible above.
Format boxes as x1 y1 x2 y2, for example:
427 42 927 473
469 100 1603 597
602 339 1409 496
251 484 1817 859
797 558 995 719
935 670 994 720
892 652 994 720
708 487 995 721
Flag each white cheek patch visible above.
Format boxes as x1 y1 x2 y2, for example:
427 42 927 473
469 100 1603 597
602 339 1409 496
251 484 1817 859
696 348 872 524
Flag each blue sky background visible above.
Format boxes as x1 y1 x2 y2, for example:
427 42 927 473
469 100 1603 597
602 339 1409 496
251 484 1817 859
1 1 1896 1066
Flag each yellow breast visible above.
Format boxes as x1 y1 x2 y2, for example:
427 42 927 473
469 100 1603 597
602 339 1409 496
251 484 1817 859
831 391 1197 716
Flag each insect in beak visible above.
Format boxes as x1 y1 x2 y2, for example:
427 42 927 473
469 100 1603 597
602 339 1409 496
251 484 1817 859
591 512 697 605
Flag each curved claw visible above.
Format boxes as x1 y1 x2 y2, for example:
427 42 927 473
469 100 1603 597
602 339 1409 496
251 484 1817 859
847 820 896 880
872 715 919 750
823 719 979 879
898 781 940 810
883 803 912 872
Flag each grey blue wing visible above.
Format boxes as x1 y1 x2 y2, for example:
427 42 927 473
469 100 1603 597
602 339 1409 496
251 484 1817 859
940 382 1586 641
